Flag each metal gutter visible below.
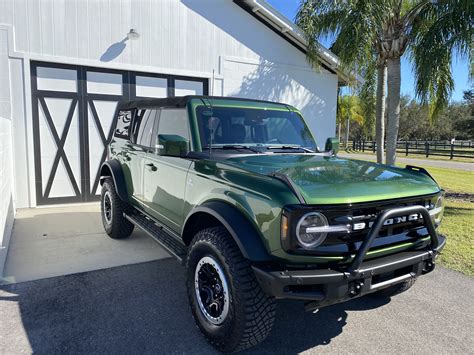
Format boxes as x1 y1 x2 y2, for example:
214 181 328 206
234 0 358 86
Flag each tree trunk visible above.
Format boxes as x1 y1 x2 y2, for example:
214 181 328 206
375 64 387 163
336 87 341 141
386 56 401 165
345 117 350 148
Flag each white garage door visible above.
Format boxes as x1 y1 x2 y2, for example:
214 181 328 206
31 61 207 205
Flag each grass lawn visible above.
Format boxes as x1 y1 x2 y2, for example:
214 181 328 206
425 166 474 196
424 166 473 276
438 200 474 276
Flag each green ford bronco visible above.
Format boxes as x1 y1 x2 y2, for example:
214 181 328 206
100 96 445 352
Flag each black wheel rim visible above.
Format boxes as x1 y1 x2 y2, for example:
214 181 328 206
103 191 113 224
194 256 229 325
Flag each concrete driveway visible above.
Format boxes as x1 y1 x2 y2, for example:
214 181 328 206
1 259 473 354
1 204 168 284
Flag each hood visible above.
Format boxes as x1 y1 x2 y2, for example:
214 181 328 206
223 154 440 204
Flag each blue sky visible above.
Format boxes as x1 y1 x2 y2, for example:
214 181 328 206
266 0 471 102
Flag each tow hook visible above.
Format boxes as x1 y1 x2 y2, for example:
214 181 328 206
422 260 436 274
348 280 364 297
304 301 320 313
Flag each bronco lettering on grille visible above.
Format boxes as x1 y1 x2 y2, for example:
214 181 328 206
352 213 421 231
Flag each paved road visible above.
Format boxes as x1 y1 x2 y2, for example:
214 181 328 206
1 259 473 354
339 152 474 171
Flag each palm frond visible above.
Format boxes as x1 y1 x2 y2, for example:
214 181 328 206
296 0 389 72
412 0 473 119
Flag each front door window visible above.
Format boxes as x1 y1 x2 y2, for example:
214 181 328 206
143 108 192 231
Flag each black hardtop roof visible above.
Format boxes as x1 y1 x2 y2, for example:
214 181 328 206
117 95 289 110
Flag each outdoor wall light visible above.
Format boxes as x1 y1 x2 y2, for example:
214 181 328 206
127 29 140 40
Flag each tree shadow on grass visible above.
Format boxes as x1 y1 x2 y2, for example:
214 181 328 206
443 203 473 215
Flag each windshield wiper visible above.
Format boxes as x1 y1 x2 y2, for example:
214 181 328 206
202 144 262 154
265 145 314 153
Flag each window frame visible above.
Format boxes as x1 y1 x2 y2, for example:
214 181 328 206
193 105 317 150
153 107 193 155
129 107 159 150
114 109 135 140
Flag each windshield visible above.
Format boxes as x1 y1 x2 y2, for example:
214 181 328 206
195 105 317 151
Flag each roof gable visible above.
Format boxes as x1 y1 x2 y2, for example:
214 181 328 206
233 0 351 85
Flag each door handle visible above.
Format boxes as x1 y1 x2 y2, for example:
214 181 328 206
145 163 157 172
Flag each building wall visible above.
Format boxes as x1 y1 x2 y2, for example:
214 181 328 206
0 0 338 208
0 0 319 72
0 28 15 276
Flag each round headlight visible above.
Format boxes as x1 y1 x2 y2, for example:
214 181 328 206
296 212 328 248
433 194 445 225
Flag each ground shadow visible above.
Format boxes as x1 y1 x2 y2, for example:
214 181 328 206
0 259 390 353
248 296 390 354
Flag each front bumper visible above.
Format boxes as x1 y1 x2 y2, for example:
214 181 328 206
253 234 445 307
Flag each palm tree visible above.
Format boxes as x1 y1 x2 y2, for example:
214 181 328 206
337 95 365 148
296 1 388 163
296 0 472 165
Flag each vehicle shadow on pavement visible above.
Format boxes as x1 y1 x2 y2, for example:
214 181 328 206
0 259 390 354
250 296 390 354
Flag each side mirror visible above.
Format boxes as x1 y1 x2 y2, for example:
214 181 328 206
157 134 189 157
325 137 339 155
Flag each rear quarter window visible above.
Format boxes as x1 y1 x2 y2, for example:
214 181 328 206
114 109 134 139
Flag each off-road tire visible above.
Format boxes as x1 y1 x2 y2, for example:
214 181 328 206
101 178 134 239
186 227 276 352
372 277 417 298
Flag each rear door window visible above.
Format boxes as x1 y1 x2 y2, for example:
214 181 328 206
131 109 158 147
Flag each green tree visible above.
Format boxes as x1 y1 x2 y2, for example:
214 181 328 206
337 95 364 148
296 0 473 165
385 94 472 140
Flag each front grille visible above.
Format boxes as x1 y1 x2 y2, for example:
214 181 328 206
283 193 438 257
321 195 434 246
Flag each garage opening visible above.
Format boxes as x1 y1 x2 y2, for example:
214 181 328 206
30 61 208 205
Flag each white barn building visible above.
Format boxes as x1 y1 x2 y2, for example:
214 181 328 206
0 0 346 275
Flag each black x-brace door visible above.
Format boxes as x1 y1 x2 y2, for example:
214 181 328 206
84 68 130 200
31 63 83 205
31 62 129 205
38 96 81 200
31 61 208 205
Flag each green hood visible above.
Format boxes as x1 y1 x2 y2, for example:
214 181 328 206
223 154 440 204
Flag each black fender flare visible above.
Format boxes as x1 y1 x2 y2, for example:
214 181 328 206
183 200 273 262
99 159 129 202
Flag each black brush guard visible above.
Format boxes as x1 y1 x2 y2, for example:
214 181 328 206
252 205 445 307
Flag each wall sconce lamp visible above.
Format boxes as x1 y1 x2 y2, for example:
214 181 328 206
127 29 140 40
